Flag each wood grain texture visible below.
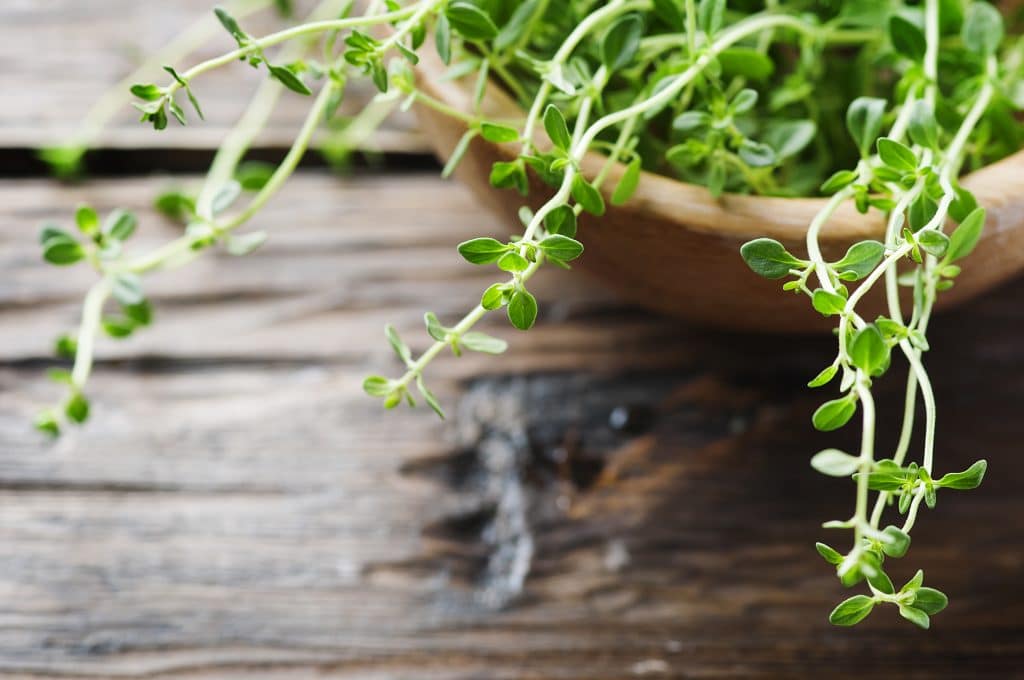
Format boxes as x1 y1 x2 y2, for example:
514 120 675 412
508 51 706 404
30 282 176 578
1 173 1023 678
0 0 426 153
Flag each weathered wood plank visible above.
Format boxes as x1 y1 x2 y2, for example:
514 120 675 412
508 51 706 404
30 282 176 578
1 172 1023 678
0 0 427 153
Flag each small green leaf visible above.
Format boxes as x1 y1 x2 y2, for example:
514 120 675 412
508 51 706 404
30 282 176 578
944 208 985 263
544 205 577 238
47 368 72 385
507 289 538 330
730 89 758 115
811 448 860 477
458 237 508 264
497 251 529 272
815 542 843 565
75 205 99 235
908 193 938 232
154 191 196 222
846 97 887 157
849 325 889 377
461 331 508 354
813 397 857 432
901 569 925 593
64 392 90 424
812 289 847 317
908 100 939 150
889 15 926 61
123 300 153 326
225 231 268 256
490 159 528 195
538 234 584 262
211 181 241 214
480 122 519 143
34 411 60 437
435 14 452 64
111 274 144 306
235 161 276 191
55 334 78 358
717 46 774 80
102 317 135 338
363 375 392 397
881 525 911 558
917 229 950 258
833 240 885 280
820 170 859 194
268 64 312 95
102 209 137 241
867 568 895 595
42 237 84 266
697 0 725 35
423 312 447 342
385 325 412 365
898 605 930 629
130 84 163 101
738 139 776 167
611 156 642 206
764 120 816 159
739 238 804 279
445 1 498 41
829 595 875 626
936 460 987 489
214 7 247 43
543 105 572 151
481 283 507 310
912 587 949 615
416 375 445 419
808 364 838 388
877 137 918 173
442 129 476 178
962 1 1004 56
571 174 605 216
601 14 643 71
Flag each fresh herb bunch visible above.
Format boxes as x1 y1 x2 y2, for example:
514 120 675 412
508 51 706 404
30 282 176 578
34 0 1024 627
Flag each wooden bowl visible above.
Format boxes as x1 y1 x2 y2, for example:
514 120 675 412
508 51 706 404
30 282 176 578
413 51 1024 333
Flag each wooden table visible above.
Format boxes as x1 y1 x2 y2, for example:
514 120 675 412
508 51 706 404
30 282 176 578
2 3 1023 678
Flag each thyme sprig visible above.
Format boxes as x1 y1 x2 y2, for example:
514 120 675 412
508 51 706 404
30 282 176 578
33 0 1023 627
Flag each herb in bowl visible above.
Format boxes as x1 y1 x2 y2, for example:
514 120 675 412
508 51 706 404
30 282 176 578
34 0 1023 628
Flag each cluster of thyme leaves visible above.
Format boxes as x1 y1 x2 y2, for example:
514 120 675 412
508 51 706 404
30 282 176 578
34 0 1023 627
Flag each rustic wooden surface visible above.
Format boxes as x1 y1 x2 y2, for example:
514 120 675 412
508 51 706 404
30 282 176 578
2 5 1024 679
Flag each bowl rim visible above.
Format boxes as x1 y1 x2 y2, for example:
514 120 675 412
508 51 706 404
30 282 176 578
415 49 1024 246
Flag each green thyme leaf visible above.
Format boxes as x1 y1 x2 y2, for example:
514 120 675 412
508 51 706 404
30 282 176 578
507 289 538 330
543 104 571 151
812 397 857 432
944 208 985 263
571 174 605 216
739 238 804 279
810 448 860 477
601 14 643 71
936 460 987 489
829 595 875 626
446 1 498 41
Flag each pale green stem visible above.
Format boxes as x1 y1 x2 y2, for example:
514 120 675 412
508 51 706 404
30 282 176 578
70 278 112 390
